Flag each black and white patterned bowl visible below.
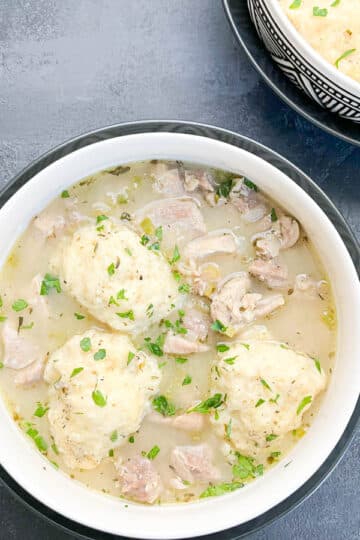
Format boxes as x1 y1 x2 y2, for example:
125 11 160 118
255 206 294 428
247 0 360 123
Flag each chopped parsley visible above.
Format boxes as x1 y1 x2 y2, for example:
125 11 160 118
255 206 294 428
215 177 234 199
108 449 114 457
140 217 154 235
125 247 132 256
152 395 176 416
233 453 264 480
116 310 134 321
26 427 48 453
96 214 109 224
110 430 118 442
269 393 280 404
312 6 327 16
155 226 163 241
335 48 356 69
178 283 190 294
296 395 312 415
94 349 106 361
216 343 230 353
170 245 180 265
128 435 135 443
289 0 302 8
70 367 84 378
61 190 70 198
51 443 59 455
74 312 85 320
188 393 223 414
117 289 128 300
200 481 244 498
145 334 165 356
175 357 188 364
211 320 227 334
260 378 272 391
140 234 150 246
40 275 62 295
266 433 278 442
0 316 7 323
127 351 135 365
244 178 258 191
147 445 160 460
33 402 49 418
270 451 281 459
182 375 192 386
107 263 116 276
12 299 28 312
224 356 237 365
0 362 3 369
92 389 107 407
146 304 154 318
270 208 278 222
255 398 265 408
331 0 340 5
80 337 91 352
172 270 181 281
313 357 322 373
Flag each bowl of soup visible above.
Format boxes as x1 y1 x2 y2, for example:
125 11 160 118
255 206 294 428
247 0 360 122
0 125 359 539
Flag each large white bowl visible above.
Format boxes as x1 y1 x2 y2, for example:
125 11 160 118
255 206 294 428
247 0 360 122
0 128 359 539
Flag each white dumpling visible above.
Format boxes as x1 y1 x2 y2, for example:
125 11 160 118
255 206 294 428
44 329 161 469
210 340 326 457
51 220 181 333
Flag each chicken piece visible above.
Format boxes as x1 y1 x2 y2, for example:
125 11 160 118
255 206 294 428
210 273 284 331
14 356 47 386
183 170 214 194
116 456 162 504
230 179 268 222
210 272 251 327
152 165 185 197
249 258 289 289
1 323 40 370
164 333 209 355
147 412 205 432
135 198 206 241
33 212 66 238
183 230 239 261
294 274 328 297
279 216 300 250
252 215 300 259
183 308 210 342
178 261 221 297
170 444 220 484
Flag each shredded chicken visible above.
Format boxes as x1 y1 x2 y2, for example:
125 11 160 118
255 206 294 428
170 444 220 484
164 333 209 355
252 215 300 259
14 356 47 386
147 412 205 432
230 179 268 222
116 456 162 503
249 258 289 289
135 198 206 241
183 308 210 342
210 273 285 330
1 323 40 370
183 230 239 261
294 274 328 297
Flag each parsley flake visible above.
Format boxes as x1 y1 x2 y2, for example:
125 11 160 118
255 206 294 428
94 349 106 361
296 395 312 415
70 367 84 378
188 393 223 414
80 337 91 352
147 445 160 460
92 389 107 407
152 395 176 416
182 375 192 386
12 299 28 312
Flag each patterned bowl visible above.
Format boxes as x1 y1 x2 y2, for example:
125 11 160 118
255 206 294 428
247 0 360 123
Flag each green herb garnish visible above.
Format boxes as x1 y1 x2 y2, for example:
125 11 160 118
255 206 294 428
188 393 223 414
127 351 135 365
266 433 278 442
61 190 70 198
313 6 328 16
80 337 91 352
74 312 85 320
216 344 230 353
40 275 62 295
260 378 272 391
170 245 180 264
147 445 160 460
289 0 302 8
211 320 227 334
70 367 84 378
335 48 356 68
92 389 107 407
116 310 134 321
182 375 192 386
152 395 176 416
244 178 258 191
175 357 188 364
12 299 28 312
255 398 265 408
296 395 312 415
200 481 244 498
270 208 278 222
33 402 49 418
94 349 106 361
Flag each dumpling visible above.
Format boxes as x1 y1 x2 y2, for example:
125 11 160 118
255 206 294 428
51 220 181 333
210 340 326 457
44 330 161 469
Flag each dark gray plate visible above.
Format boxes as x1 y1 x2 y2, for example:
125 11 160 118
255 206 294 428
0 120 359 540
223 0 360 148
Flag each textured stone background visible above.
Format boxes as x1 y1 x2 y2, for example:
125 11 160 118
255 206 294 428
0 1 359 539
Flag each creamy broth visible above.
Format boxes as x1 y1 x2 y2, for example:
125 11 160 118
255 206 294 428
279 0 360 83
0 161 336 504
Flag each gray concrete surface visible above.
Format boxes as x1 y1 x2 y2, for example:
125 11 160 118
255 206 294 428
0 1 359 539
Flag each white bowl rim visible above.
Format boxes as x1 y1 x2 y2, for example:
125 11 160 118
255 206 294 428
0 122 359 539
266 0 360 98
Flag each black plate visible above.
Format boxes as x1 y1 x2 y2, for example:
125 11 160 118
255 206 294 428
223 0 360 148
0 120 359 540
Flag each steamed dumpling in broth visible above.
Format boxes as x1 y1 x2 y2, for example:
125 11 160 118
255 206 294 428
0 160 336 504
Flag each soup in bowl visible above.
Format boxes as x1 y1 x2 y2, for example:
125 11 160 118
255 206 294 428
0 132 358 538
